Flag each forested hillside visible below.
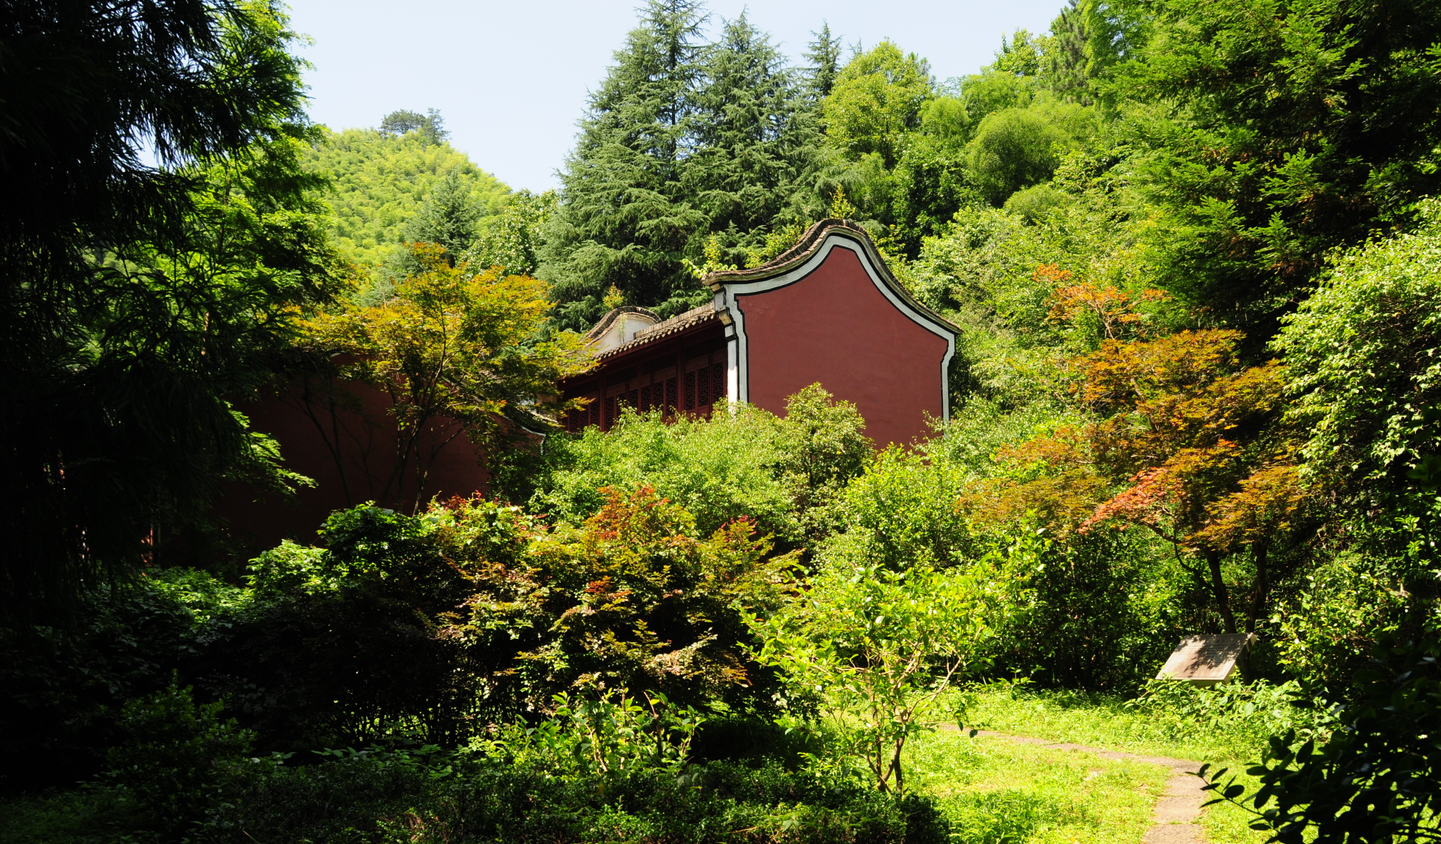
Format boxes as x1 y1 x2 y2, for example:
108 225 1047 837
302 111 510 274
6 0 1441 841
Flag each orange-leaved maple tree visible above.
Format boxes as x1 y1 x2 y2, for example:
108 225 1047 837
298 243 591 511
975 279 1305 633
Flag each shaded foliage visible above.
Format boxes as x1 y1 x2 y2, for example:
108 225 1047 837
0 0 341 621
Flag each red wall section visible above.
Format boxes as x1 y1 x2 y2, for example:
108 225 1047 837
736 245 949 447
214 378 489 556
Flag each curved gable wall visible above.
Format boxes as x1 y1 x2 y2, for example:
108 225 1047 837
722 236 952 447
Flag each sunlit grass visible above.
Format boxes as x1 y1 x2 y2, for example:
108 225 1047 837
906 727 1169 843
929 683 1277 844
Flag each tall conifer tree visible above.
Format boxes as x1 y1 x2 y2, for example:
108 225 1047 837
540 2 826 330
540 0 709 330
402 170 483 264
688 13 821 260
805 23 843 100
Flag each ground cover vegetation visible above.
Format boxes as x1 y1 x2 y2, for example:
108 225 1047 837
6 0 1441 841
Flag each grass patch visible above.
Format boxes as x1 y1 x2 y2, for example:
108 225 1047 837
961 684 1260 762
906 726 1169 843
951 683 1279 843
0 788 140 844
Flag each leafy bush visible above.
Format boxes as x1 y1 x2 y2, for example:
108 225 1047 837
201 753 429 844
103 682 263 838
832 445 979 572
0 786 143 844
443 486 793 713
188 486 795 757
469 691 706 778
753 528 1040 796
1270 554 1420 696
531 406 796 540
189 753 950 844
1202 631 1441 843
987 529 1181 693
526 385 870 556
1131 679 1329 751
196 506 483 752
0 570 241 791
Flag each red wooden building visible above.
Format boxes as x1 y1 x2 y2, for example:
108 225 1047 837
561 219 958 447
218 220 955 554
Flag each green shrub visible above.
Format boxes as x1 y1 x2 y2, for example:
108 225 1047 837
468 690 706 778
987 529 1181 693
197 506 483 751
201 755 428 844
104 682 263 839
1130 679 1329 750
530 406 796 540
1201 631 1441 842
0 787 143 844
0 570 239 791
526 386 870 558
441 486 793 713
192 755 949 844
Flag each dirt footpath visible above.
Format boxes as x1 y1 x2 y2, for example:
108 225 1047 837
965 729 1209 843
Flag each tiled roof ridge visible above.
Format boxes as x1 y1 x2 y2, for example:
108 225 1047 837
700 218 959 335
701 218 869 288
594 302 718 360
583 305 661 342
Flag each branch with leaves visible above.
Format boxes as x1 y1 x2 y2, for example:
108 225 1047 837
297 244 590 510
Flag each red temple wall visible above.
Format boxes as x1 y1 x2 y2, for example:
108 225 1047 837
735 246 950 447
562 324 728 432
215 378 489 556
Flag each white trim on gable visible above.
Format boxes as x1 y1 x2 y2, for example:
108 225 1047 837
713 233 957 422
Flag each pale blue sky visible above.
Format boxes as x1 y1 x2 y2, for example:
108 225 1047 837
286 0 1070 192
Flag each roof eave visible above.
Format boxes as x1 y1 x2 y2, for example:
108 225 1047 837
701 218 960 336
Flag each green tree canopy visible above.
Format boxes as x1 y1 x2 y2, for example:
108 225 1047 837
1274 198 1441 523
539 0 710 330
466 189 558 277
686 13 823 265
804 22 843 100
378 108 447 144
822 41 935 169
967 99 1097 206
393 168 484 269
0 0 342 620
1112 0 1441 344
540 1 822 330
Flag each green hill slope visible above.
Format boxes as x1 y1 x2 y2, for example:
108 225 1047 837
305 127 510 268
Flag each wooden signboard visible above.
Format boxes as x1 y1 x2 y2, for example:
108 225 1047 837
1156 633 1256 685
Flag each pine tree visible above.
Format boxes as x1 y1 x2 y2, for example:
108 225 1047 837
379 108 447 145
539 0 710 331
402 169 482 262
687 13 821 263
805 23 843 100
1041 0 1126 106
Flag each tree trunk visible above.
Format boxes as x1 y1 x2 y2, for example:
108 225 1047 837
1245 539 1269 635
1206 549 1237 634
